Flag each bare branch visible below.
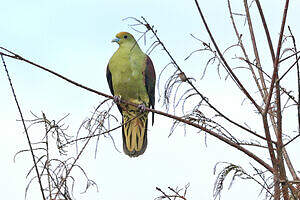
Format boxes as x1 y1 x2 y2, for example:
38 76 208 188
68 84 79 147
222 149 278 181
0 47 273 172
1 55 46 200
194 0 262 113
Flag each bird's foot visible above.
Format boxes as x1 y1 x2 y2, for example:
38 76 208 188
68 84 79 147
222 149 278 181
113 95 121 104
137 103 146 113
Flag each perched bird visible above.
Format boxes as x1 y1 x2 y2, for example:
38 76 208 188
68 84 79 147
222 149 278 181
106 32 156 157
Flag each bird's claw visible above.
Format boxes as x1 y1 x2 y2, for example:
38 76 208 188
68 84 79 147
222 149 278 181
113 95 121 104
138 103 146 113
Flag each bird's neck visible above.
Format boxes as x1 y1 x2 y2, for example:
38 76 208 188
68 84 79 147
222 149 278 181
118 43 143 55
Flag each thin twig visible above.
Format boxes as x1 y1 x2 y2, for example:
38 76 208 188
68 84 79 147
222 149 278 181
60 112 142 148
1 55 47 200
242 0 268 99
135 17 270 142
278 55 300 82
263 0 290 115
156 187 172 200
194 0 262 113
254 0 275 61
279 50 300 63
288 26 300 137
43 112 53 200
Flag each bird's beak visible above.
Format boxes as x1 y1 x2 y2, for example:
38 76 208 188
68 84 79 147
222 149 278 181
112 38 120 43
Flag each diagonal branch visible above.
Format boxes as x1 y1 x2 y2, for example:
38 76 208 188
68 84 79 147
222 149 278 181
0 49 273 173
227 0 265 102
1 55 47 200
138 17 270 142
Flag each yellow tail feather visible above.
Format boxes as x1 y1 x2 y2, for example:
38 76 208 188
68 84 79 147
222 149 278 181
122 108 148 157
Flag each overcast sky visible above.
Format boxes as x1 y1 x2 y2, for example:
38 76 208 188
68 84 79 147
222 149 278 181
1 1 300 199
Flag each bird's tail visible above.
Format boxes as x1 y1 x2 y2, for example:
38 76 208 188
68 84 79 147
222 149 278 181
121 107 148 157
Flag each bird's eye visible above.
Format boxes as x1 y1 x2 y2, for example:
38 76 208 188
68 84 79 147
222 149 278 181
124 35 128 39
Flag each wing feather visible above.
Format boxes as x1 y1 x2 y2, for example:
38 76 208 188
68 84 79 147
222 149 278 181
144 55 156 125
106 64 122 113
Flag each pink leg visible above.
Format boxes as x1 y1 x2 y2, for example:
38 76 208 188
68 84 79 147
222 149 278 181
113 95 121 104
137 103 146 112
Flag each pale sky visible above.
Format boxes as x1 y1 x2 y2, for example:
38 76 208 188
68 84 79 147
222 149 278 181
1 1 300 199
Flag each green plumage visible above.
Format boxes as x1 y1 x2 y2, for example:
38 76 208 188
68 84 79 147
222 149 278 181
106 32 156 157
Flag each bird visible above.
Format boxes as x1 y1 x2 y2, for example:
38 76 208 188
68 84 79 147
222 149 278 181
106 32 156 157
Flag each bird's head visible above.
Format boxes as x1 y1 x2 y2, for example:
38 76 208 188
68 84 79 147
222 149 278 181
112 32 136 46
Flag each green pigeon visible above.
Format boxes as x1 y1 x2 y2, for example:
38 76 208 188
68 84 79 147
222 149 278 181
106 32 156 157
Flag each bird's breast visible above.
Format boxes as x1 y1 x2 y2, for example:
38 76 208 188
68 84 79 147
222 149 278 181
109 49 148 103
